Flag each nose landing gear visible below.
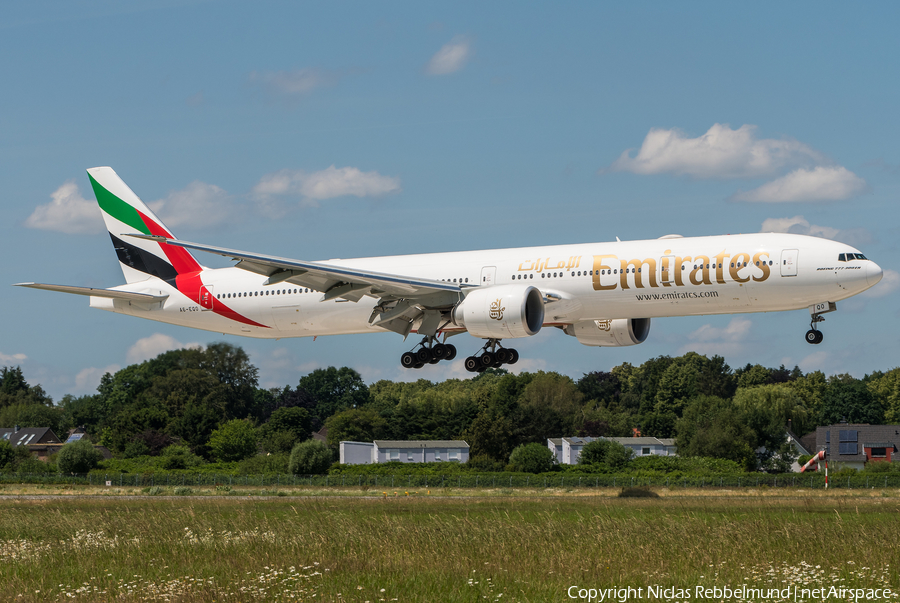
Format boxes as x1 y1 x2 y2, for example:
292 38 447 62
400 336 457 369
464 339 519 372
805 302 836 345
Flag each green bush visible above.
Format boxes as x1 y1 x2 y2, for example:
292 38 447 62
289 440 333 475
124 441 151 459
0 440 14 470
16 457 51 475
236 453 290 476
579 439 634 470
57 440 103 474
507 443 556 474
208 419 258 463
159 445 204 470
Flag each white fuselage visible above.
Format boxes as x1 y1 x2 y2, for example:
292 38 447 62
90 233 882 340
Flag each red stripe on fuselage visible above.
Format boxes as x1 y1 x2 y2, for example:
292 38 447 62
176 272 269 329
136 211 269 329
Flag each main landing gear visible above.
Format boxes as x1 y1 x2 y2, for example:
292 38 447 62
400 336 457 369
464 339 519 373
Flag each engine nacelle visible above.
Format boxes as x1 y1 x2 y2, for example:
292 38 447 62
452 285 544 339
563 318 651 347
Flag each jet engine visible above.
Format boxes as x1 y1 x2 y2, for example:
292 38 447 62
563 318 651 347
451 284 544 339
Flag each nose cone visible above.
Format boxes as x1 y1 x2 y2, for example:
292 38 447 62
867 261 884 287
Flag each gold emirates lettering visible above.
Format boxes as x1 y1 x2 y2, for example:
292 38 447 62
516 250 772 290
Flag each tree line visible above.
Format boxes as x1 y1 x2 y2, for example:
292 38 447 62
1 345 899 475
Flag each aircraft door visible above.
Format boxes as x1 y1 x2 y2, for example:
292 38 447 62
199 285 214 310
659 256 677 285
781 249 799 277
480 266 496 286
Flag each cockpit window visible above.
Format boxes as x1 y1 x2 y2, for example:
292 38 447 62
838 253 867 262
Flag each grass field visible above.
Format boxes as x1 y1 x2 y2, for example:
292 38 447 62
1 487 898 602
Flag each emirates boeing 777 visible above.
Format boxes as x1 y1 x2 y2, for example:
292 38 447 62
17 167 884 372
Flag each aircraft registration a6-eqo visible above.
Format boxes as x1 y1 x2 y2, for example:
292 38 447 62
18 167 885 372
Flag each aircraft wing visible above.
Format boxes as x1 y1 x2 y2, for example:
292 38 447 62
126 235 461 304
14 283 169 303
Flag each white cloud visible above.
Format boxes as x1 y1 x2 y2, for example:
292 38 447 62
864 269 900 298
426 36 472 75
25 181 103 234
732 166 867 202
249 68 339 97
760 215 873 247
678 317 752 356
252 166 401 204
127 334 202 364
608 124 824 179
148 181 232 228
0 351 27 364
75 364 120 392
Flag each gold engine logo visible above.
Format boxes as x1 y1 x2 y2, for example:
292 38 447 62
489 299 505 320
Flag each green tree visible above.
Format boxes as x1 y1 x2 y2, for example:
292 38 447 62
259 407 312 453
578 439 634 470
289 440 333 474
577 371 621 407
655 353 735 417
513 372 583 444
57 439 103 474
325 408 387 448
675 395 756 470
820 378 882 425
208 419 258 462
734 383 811 435
298 367 370 421
869 368 900 423
507 442 556 473
463 411 515 462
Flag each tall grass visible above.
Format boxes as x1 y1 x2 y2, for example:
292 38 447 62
1 493 898 601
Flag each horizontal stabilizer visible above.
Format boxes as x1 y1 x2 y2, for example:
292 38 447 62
14 283 168 303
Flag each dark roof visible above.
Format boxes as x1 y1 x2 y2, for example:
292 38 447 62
0 427 61 447
374 440 468 449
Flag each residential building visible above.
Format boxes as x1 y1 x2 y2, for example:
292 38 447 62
814 423 900 471
548 436 677 465
0 427 61 449
339 440 469 464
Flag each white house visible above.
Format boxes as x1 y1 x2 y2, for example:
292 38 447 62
548 436 677 465
339 440 469 465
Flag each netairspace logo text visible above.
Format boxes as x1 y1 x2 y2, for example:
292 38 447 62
567 585 897 602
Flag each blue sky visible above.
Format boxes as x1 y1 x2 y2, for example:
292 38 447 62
3 1 899 401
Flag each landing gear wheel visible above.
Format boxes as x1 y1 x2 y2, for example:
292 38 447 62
445 344 457 361
416 348 433 363
464 356 479 372
400 352 418 368
432 343 449 360
413 361 425 369
506 348 519 365
805 330 823 344
480 352 495 368
495 348 511 364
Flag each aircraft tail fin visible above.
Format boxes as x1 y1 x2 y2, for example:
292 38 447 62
87 167 202 285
